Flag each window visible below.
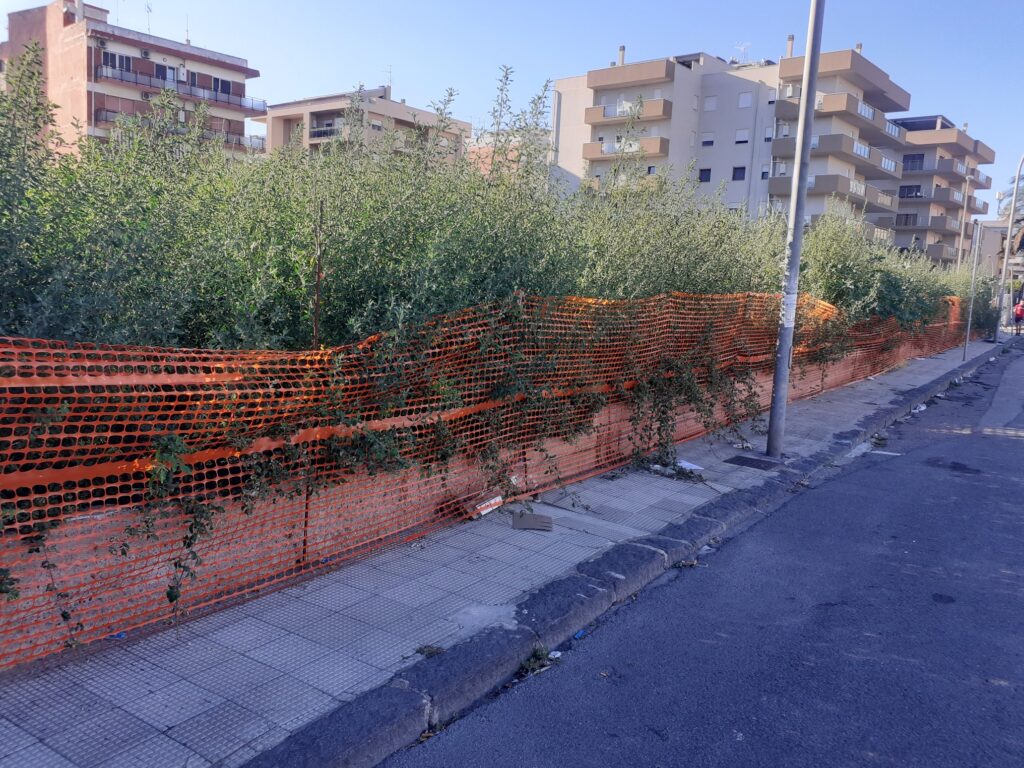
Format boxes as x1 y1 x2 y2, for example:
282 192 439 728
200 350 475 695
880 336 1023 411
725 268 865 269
899 184 922 199
102 51 132 71
370 120 384 132
703 96 717 112
778 122 790 138
189 71 198 87
698 168 712 183
896 213 919 227
737 91 753 109
768 87 777 104
735 129 749 144
154 64 176 82
764 125 773 142
732 166 746 181
212 77 231 95
701 132 714 147
647 165 657 175
761 164 770 180
903 153 925 171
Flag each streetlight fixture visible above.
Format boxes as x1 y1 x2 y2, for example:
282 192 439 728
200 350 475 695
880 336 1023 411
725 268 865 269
993 154 1024 342
766 0 826 459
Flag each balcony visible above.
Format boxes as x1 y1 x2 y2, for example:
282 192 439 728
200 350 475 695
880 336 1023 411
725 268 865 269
970 167 992 189
93 109 120 125
925 243 956 263
582 136 670 160
775 91 906 146
967 195 989 215
767 173 897 213
931 187 965 208
904 157 969 182
895 215 970 237
94 66 267 115
779 49 911 112
207 131 265 151
584 98 673 126
310 125 344 140
586 59 674 90
772 133 901 180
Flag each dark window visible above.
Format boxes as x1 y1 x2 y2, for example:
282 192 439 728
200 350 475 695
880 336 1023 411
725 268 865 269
701 138 714 146
903 153 925 171
102 51 132 71
189 71 198 87
896 213 919 226
698 168 711 183
761 169 769 180
732 166 746 181
647 166 656 175
898 184 922 199
212 77 231 95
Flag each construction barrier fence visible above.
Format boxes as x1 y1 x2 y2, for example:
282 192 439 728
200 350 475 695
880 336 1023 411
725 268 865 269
0 292 966 669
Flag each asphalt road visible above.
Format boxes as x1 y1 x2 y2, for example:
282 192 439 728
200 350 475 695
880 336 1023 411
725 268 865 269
386 347 1024 768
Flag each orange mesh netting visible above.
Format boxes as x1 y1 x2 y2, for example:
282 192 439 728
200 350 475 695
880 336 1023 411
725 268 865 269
0 292 966 668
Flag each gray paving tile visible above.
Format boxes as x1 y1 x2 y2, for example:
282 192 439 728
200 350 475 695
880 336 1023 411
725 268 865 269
407 542 471 566
120 679 225 729
456 579 524 605
243 633 333 674
374 556 440 580
95 733 209 768
476 540 539 564
339 596 416 629
380 580 451 608
0 719 36 759
233 675 337 731
415 566 480 592
298 581 373 611
128 635 237 678
288 614 377 650
420 592 480 619
166 701 275 764
444 554 508 578
334 565 408 592
488 565 547 591
182 655 282 700
44 708 157 768
290 651 389 698
65 652 182 705
251 599 339 632
206 617 289 653
0 742 76 768
218 727 289 768
4 680 116 740
344 628 418 669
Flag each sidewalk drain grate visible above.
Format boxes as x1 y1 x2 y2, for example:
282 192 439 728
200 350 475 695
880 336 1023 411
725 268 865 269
724 455 780 471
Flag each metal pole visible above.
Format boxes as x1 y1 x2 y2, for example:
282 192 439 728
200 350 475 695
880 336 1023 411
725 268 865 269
963 218 981 361
993 153 1024 342
766 0 826 459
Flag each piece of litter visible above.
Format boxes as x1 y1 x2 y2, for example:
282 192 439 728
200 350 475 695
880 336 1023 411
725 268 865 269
699 545 716 555
732 441 753 450
547 651 562 660
989 357 997 362
512 510 553 531
911 404 927 414
106 632 127 640
467 491 504 519
573 629 587 640
676 459 704 472
934 392 947 399
870 450 902 456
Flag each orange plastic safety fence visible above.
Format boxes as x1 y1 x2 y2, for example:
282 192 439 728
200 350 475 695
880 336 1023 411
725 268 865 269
0 292 965 669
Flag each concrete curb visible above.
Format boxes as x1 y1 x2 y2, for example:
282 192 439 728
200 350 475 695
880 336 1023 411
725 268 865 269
242 344 1008 768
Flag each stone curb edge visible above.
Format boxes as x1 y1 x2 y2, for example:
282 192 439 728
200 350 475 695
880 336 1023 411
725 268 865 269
243 343 1010 768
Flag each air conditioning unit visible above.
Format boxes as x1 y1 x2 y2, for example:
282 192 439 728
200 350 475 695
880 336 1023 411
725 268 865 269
141 50 151 59
96 39 107 49
141 92 152 101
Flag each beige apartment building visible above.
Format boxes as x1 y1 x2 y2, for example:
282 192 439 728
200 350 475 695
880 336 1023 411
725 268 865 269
257 86 471 154
876 116 994 264
0 0 266 152
552 42 994 260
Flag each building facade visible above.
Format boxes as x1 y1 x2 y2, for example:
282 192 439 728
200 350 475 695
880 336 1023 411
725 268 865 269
0 0 265 152
878 116 993 265
551 43 994 260
257 86 471 154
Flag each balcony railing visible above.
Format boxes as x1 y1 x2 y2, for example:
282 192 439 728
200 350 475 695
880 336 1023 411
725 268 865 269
971 168 992 186
853 140 870 159
94 66 267 112
884 121 901 138
205 131 264 150
310 125 344 139
880 156 897 173
849 179 866 196
93 109 120 124
857 101 875 120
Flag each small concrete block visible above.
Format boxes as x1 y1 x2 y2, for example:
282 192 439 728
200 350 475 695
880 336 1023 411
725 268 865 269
397 626 538 727
515 574 614 651
574 543 666 602
632 535 700 565
242 684 428 768
658 516 726 549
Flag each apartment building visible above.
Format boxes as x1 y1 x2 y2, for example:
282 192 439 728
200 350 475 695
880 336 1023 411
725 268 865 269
770 46 909 238
552 42 995 261
875 116 994 264
257 86 471 154
552 47 779 212
0 0 266 152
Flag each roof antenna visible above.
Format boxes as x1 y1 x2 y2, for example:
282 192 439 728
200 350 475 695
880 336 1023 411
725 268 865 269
185 14 190 45
735 42 751 63
145 2 153 34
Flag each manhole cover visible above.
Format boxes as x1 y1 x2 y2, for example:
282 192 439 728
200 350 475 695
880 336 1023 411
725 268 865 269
724 455 780 471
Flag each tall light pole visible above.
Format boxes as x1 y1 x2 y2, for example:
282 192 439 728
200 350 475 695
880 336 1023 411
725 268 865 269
766 0 826 459
956 173 972 268
993 153 1024 342
963 217 981 361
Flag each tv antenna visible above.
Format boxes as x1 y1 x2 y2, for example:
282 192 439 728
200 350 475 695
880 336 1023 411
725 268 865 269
385 65 393 91
734 42 752 62
145 3 153 34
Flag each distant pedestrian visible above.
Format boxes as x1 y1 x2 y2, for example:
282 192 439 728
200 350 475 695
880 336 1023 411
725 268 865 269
1014 300 1024 336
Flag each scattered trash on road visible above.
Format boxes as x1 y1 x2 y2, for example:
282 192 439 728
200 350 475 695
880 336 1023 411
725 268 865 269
911 404 927 414
870 433 888 447
573 629 587 640
676 459 704 472
699 545 716 555
547 650 562 660
512 510 553 531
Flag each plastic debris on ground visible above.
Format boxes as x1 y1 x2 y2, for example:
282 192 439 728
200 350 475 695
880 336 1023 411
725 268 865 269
548 651 562 660
676 459 704 472
573 629 587 640
699 545 716 555
911 404 927 414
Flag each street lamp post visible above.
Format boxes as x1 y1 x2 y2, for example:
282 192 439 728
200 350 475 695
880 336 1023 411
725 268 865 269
956 173 972 268
766 0 826 459
993 153 1024 342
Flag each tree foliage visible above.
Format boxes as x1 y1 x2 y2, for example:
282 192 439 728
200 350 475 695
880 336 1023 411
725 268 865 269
0 50 993 348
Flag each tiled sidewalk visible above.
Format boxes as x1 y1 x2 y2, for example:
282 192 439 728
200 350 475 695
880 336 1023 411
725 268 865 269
0 341 993 768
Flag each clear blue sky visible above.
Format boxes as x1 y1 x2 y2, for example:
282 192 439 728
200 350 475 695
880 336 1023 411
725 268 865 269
3 0 1021 212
